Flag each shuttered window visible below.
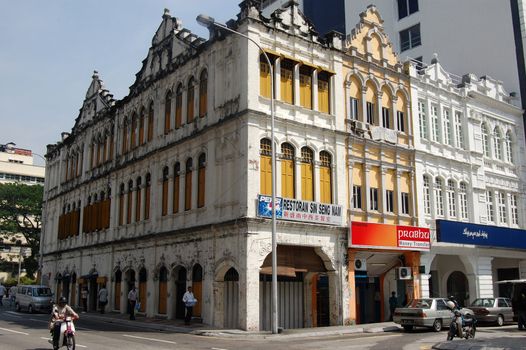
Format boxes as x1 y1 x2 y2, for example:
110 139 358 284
299 66 312 109
127 181 133 224
280 61 294 104
300 147 314 201
187 78 195 124
185 158 192 211
164 92 172 134
260 139 272 195
161 167 169 216
318 71 330 114
118 184 125 225
260 59 271 98
145 174 151 220
135 177 142 222
175 84 183 128
147 103 154 141
198 154 206 208
138 109 145 145
320 151 332 203
131 114 137 149
281 143 295 198
121 121 128 154
199 70 207 118
173 163 180 214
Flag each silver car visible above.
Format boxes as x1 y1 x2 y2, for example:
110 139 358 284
469 297 513 326
393 298 473 332
15 285 53 313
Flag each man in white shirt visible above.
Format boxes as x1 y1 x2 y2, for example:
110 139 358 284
98 284 108 314
0 284 6 307
182 286 197 325
127 286 137 320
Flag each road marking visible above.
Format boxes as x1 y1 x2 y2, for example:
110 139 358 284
40 337 87 348
123 334 177 344
3 311 22 318
0 327 29 335
211 348 229 350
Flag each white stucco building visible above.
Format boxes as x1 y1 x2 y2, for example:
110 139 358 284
408 57 526 307
41 2 351 330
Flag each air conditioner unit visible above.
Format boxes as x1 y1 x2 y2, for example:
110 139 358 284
398 267 412 280
355 121 368 131
354 258 367 271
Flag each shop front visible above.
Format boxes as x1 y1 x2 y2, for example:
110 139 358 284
348 221 431 324
421 220 526 304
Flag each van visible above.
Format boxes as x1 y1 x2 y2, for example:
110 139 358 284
496 279 526 322
15 285 53 313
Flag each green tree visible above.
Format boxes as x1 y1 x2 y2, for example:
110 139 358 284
0 183 43 277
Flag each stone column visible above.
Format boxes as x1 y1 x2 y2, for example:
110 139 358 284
396 170 402 218
274 58 281 102
376 92 383 127
295 158 302 200
380 167 387 219
364 164 371 212
312 69 318 111
419 253 435 298
464 256 494 303
347 250 357 324
293 63 300 106
391 97 398 131
519 260 526 279
361 87 367 124
242 262 261 331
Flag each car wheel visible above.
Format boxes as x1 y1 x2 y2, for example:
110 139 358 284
432 319 443 332
496 314 504 327
28 304 33 313
403 325 414 331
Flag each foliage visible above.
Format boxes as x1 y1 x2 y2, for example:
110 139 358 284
0 183 43 277
2 275 36 288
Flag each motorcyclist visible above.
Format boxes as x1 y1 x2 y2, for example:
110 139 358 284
447 296 463 338
50 296 79 349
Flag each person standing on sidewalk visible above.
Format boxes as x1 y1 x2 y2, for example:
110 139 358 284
0 283 6 307
81 287 88 313
98 284 108 314
128 286 137 320
182 286 197 325
389 291 398 321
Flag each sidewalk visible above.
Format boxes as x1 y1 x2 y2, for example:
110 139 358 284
79 311 402 339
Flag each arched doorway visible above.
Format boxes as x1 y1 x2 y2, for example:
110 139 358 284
158 266 168 315
114 269 122 310
174 266 187 319
447 271 469 307
56 274 63 302
62 273 71 302
138 268 147 313
224 267 239 329
70 273 77 307
125 269 136 315
192 264 203 317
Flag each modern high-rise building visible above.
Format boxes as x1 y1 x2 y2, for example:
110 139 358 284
0 143 45 185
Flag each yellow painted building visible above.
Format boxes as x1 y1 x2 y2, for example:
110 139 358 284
342 7 425 325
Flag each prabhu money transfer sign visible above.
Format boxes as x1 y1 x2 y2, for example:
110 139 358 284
350 221 431 251
257 195 343 226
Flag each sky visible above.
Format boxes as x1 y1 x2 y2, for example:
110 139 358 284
0 0 240 165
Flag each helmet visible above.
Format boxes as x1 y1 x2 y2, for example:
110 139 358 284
449 295 456 301
446 300 456 310
454 310 462 317
58 296 67 305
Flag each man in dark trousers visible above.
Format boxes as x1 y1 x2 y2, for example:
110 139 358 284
389 291 398 321
182 286 197 325
127 286 137 320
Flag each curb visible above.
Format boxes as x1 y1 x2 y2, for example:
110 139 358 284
432 342 509 350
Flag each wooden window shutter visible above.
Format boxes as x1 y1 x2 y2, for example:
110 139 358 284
198 154 206 208
173 163 180 214
187 79 195 124
199 70 208 118
175 86 183 128
185 159 192 211
164 93 172 134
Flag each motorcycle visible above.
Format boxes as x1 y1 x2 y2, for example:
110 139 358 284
48 316 77 350
447 310 477 341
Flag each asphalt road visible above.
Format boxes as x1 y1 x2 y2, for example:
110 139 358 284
0 307 525 350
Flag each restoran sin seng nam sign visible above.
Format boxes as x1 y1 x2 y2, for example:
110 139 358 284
350 221 431 251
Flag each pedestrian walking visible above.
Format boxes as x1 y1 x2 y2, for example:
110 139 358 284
81 287 88 313
128 286 137 320
0 283 6 307
389 291 398 321
9 286 16 306
98 284 108 314
182 286 197 325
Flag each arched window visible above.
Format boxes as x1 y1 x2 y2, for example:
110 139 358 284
505 131 513 163
365 81 377 125
173 162 180 214
260 139 272 195
158 266 168 314
447 179 456 218
434 178 444 217
135 177 142 222
459 182 468 220
139 108 145 145
175 84 183 128
131 113 137 149
300 147 314 201
348 76 361 120
161 166 169 216
164 91 172 134
198 153 206 208
187 77 195 124
396 91 406 132
121 118 128 154
281 143 295 198
127 180 133 224
422 176 431 215
119 183 125 225
481 123 490 157
145 173 151 220
319 151 332 203
114 269 122 310
199 70 208 117
493 127 502 160
185 158 193 211
381 86 392 129
147 102 154 142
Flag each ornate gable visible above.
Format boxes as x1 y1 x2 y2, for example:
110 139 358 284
346 5 399 67
130 9 206 94
73 71 115 132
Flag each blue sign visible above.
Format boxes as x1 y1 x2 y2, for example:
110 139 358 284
436 220 526 250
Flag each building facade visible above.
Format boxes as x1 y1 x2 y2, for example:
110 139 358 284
408 57 526 306
41 2 352 330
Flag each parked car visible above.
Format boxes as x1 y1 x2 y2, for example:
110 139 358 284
469 297 513 326
15 285 53 313
393 298 474 332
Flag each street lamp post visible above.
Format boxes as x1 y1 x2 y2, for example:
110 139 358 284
196 14 278 334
